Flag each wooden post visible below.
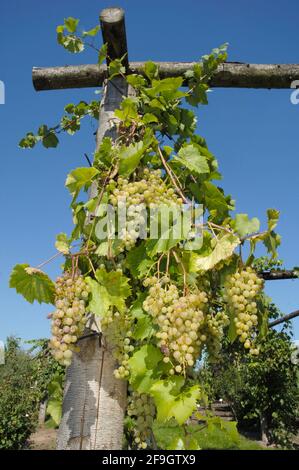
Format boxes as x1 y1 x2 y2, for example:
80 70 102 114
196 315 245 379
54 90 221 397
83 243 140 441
38 400 47 426
32 62 299 91
57 8 132 450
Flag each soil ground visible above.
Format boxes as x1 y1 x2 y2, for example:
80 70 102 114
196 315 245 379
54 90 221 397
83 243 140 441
29 427 57 450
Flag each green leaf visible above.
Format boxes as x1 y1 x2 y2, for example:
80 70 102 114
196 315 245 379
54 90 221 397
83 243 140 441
42 131 59 148
146 206 191 256
118 141 146 177
9 264 55 304
143 113 159 124
153 420 184 450
108 58 126 78
267 209 280 231
64 17 79 33
203 182 230 217
263 231 281 258
94 137 113 167
85 278 110 318
98 42 108 64
92 268 131 313
232 214 260 238
95 268 131 299
193 234 240 271
173 144 209 175
19 132 38 149
132 314 154 340
46 399 62 426
144 61 158 81
128 345 163 393
55 233 71 254
125 244 150 278
114 97 139 126
150 376 201 425
57 33 84 53
126 74 147 88
65 167 99 201
83 25 100 37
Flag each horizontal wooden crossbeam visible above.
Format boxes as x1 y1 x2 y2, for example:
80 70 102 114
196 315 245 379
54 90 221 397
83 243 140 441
269 309 299 327
260 270 298 281
32 62 299 91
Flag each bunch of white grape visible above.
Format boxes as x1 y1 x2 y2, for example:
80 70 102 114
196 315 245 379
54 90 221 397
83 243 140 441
118 203 147 250
108 169 182 250
224 267 263 354
127 392 155 449
101 309 135 379
109 169 181 208
204 311 230 357
48 272 90 366
143 277 209 374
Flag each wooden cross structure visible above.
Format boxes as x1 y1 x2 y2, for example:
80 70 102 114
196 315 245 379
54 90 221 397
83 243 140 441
32 7 299 450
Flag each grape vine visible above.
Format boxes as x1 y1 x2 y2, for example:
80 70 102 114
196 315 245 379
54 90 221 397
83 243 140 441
9 16 284 450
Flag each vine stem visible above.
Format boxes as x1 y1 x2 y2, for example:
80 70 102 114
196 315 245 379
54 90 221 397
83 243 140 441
166 251 170 275
86 166 116 247
172 250 188 295
157 146 188 204
35 252 63 269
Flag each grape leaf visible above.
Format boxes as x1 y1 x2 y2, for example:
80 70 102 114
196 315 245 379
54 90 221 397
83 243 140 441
128 345 163 393
85 278 110 318
267 208 280 232
46 399 62 426
118 141 146 177
203 182 230 217
144 61 158 81
64 17 79 33
263 231 281 258
194 234 240 271
232 214 260 238
9 264 55 304
65 167 99 201
82 25 100 37
95 268 131 299
150 376 201 425
98 42 108 65
55 233 71 254
173 144 209 175
132 314 154 340
125 244 151 277
42 131 59 148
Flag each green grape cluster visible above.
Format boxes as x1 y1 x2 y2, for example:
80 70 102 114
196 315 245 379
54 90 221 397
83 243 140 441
224 267 263 354
109 168 181 207
204 311 230 357
108 169 182 250
101 309 135 379
143 277 210 374
48 272 90 366
127 392 155 449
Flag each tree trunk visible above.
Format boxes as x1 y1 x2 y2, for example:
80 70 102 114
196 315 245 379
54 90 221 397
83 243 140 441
260 414 269 445
57 77 133 450
38 400 47 426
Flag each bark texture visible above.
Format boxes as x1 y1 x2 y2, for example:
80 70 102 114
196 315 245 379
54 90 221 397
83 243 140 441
32 62 299 91
260 270 299 281
269 309 299 328
57 77 132 450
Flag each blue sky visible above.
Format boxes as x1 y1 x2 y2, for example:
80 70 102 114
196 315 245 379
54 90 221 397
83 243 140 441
0 0 298 343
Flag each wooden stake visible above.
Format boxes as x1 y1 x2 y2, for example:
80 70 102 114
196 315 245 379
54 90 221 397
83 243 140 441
57 8 131 450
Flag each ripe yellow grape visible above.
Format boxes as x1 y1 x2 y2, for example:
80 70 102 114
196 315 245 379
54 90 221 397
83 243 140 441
224 267 263 354
48 272 90 366
127 392 155 449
